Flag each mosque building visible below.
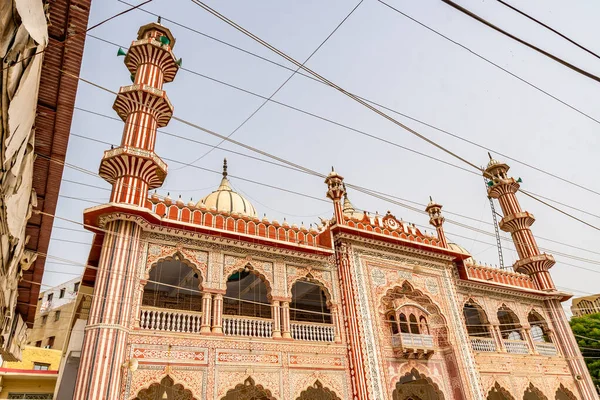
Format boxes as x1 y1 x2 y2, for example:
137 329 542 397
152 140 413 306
71 21 597 400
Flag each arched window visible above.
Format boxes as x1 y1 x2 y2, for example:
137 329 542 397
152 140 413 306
387 312 399 335
224 267 271 318
399 313 409 333
528 311 551 343
419 316 429 335
497 306 522 340
143 259 202 312
409 314 420 334
290 281 331 324
463 302 492 338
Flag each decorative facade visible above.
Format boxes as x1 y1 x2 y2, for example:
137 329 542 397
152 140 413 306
72 22 597 400
571 294 600 317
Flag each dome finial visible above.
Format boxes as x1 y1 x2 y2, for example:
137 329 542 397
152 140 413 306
157 16 162 24
222 158 228 178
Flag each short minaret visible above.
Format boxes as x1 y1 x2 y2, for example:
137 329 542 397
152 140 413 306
425 197 448 248
484 155 555 291
99 21 179 206
325 167 346 224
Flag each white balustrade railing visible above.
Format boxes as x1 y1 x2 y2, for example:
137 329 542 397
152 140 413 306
222 316 272 338
392 333 434 349
535 342 558 356
504 339 529 354
291 321 335 342
139 307 203 333
470 337 497 352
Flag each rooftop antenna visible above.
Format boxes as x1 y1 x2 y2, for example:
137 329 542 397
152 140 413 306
483 172 505 269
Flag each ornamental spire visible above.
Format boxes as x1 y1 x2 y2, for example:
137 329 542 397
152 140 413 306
223 158 228 178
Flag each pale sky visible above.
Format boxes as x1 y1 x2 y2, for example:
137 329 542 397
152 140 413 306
44 0 600 317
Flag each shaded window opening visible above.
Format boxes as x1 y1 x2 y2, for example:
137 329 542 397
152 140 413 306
409 314 420 334
399 313 410 333
388 313 399 335
497 307 522 340
463 302 492 338
290 281 331 324
528 311 551 342
223 267 271 319
142 259 203 312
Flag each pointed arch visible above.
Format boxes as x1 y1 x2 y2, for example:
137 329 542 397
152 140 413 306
134 375 196 400
487 382 516 400
463 298 493 338
528 310 551 343
392 368 444 400
497 304 522 340
220 377 275 400
555 384 577 400
224 264 272 319
296 380 341 400
290 278 332 324
524 383 548 400
142 252 204 312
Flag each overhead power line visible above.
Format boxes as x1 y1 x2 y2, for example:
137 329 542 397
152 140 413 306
90 14 600 198
0 0 153 72
187 0 600 232
173 0 364 171
441 0 600 83
494 0 600 61
375 0 600 126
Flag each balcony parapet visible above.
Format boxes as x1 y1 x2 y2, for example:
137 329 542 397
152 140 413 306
139 306 203 333
391 333 434 358
470 336 497 352
222 315 273 338
290 321 335 342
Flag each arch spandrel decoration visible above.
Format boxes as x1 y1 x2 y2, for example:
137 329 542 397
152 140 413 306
555 384 577 400
524 383 549 400
220 377 276 400
222 256 274 297
486 382 516 400
291 372 345 400
392 368 445 400
144 244 208 285
286 266 335 305
128 368 203 400
217 373 280 400
288 274 334 307
296 380 341 400
134 375 196 400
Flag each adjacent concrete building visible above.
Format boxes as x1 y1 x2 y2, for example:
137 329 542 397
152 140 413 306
571 294 600 317
27 277 81 351
0 345 61 399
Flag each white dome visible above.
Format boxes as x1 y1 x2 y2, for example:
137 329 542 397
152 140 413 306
198 160 257 218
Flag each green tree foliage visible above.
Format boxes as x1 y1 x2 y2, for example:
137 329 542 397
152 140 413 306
570 313 600 387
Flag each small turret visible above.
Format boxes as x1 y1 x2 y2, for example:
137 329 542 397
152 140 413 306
425 196 448 248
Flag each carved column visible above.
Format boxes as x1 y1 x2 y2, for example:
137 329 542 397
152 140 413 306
281 301 292 339
212 294 223 334
331 305 342 343
200 293 212 333
492 325 506 352
272 300 281 338
522 328 535 354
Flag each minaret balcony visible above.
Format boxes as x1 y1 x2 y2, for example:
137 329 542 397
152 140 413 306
113 84 174 127
513 253 556 275
499 211 535 232
125 38 179 82
391 332 435 359
99 146 167 190
487 178 520 198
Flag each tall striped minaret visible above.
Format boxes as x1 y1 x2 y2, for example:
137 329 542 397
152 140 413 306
485 156 598 400
74 21 179 400
484 155 555 290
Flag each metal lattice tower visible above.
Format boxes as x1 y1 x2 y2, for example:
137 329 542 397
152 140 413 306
484 176 505 269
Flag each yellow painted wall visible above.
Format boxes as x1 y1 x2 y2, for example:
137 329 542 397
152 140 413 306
2 346 62 370
0 379 56 398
